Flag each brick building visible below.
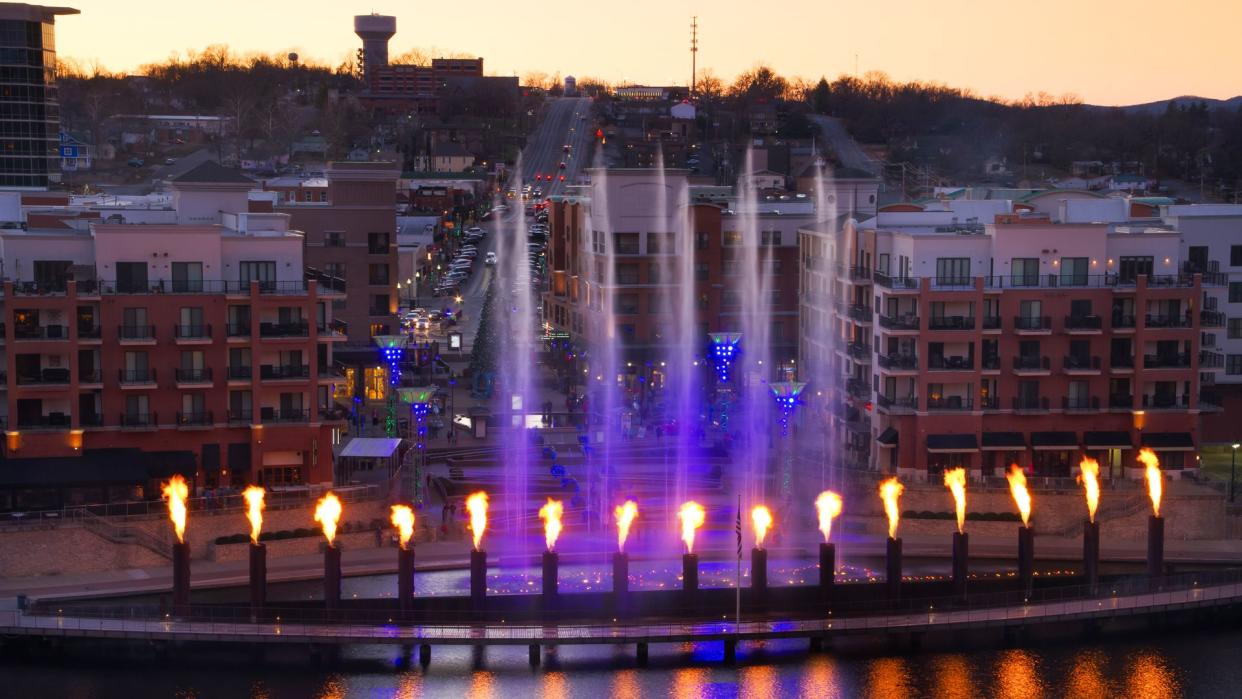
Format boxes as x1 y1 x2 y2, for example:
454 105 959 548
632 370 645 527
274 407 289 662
0 162 347 510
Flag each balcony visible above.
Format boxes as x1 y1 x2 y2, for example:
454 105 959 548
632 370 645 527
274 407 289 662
79 413 104 427
228 409 253 423
876 394 917 412
928 355 973 371
1144 314 1192 329
981 316 1001 330
930 276 975 291
1109 393 1133 409
1013 355 1051 372
878 314 919 331
1144 353 1191 369
845 265 871 281
1200 310 1226 328
1064 315 1103 331
227 365 253 381
1013 316 1052 332
78 325 102 340
1112 314 1136 330
1063 355 1101 372
260 364 311 380
872 272 918 290
318 363 347 379
1200 392 1223 411
15 368 70 386
120 412 156 428
258 281 311 296
845 378 870 399
1200 350 1225 369
1062 396 1100 412
174 368 213 384
16 413 70 429
846 343 871 362
258 321 309 338
877 353 918 371
119 368 156 385
928 316 975 331
846 305 872 323
14 325 69 341
1111 355 1135 370
226 322 251 338
926 396 973 411
1012 396 1050 412
981 356 1000 371
317 319 348 338
118 324 156 342
175 410 213 427
980 395 1001 411
79 370 102 385
264 409 310 423
174 324 212 341
1142 394 1189 410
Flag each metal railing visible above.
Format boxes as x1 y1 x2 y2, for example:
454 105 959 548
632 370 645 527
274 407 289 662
176 411 213 426
260 364 310 380
1144 314 1192 329
118 324 155 341
259 321 309 338
174 324 212 340
174 368 212 383
928 316 974 330
1063 355 1101 371
878 314 919 330
119 369 156 384
926 396 973 411
877 354 918 370
14 324 68 340
1013 316 1051 331
1064 315 1103 330
1013 355 1050 371
1143 353 1191 369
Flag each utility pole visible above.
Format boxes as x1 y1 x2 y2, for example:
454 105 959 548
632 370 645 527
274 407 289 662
690 17 698 96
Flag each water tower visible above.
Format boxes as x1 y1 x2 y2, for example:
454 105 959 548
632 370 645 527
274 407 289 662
354 14 396 75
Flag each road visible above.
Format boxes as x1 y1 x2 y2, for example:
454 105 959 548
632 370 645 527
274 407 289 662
809 114 881 176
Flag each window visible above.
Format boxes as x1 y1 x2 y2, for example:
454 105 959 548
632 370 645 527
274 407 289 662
371 294 390 316
1228 355 1242 375
647 232 674 254
695 232 709 250
368 232 390 254
1119 256 1153 283
1230 283 1242 303
877 253 890 275
1229 319 1242 339
1059 257 1088 285
761 230 782 246
935 258 970 285
1070 299 1092 318
612 233 640 254
721 290 741 308
614 293 639 314
171 262 203 292
591 230 605 254
125 394 149 418
116 261 148 293
325 232 345 247
324 262 346 279
1010 258 1039 286
1232 246 1242 267
615 264 640 285
238 261 276 290
230 390 252 418
1068 380 1089 405
695 263 709 281
1019 300 1042 319
368 263 390 285
32 260 71 291
722 231 742 247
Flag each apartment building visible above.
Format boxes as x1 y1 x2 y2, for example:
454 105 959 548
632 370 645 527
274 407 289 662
543 169 810 386
0 162 347 511
803 199 1208 481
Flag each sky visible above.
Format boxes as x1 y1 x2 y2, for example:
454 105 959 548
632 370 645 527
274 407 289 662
57 0 1242 106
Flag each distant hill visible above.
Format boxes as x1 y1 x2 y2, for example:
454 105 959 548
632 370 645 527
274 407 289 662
1100 95 1242 114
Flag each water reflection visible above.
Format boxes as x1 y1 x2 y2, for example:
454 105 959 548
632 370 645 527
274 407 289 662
611 669 642 699
394 673 420 699
865 656 913 699
469 670 497 699
1125 651 1180 699
932 655 976 699
1065 649 1112 699
993 649 1044 699
541 671 570 699
670 667 711 699
316 675 347 699
800 655 843 698
739 663 781 699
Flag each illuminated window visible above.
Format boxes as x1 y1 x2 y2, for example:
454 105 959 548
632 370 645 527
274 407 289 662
364 366 389 401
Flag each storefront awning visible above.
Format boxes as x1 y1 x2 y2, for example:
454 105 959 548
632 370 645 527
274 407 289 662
981 432 1025 451
1140 432 1196 452
1031 431 1078 450
339 438 403 459
927 434 978 453
1085 431 1133 449
876 427 898 447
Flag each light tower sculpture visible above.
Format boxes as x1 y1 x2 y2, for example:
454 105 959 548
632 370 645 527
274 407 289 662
769 380 807 500
373 335 409 438
708 332 742 429
399 387 435 506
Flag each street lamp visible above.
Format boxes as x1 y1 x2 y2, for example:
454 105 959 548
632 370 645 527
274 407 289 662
1231 442 1240 502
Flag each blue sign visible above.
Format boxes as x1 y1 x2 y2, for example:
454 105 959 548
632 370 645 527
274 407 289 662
59 146 78 158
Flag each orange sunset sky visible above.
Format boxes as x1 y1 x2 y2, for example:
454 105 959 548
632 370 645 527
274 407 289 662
57 0 1242 106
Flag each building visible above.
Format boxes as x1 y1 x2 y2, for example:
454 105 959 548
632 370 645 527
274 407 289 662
801 200 1208 482
0 160 348 510
543 169 812 390
276 161 401 388
0 3 78 189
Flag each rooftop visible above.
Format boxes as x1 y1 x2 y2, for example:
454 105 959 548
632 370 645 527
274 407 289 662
171 161 254 185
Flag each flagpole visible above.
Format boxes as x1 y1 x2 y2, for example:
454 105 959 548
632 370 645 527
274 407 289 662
736 493 742 630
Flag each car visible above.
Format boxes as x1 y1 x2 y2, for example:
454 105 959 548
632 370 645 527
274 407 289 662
485 252 497 266
563 144 571 153
559 161 567 169
127 158 144 167
558 174 566 182
414 316 432 332
164 157 176 166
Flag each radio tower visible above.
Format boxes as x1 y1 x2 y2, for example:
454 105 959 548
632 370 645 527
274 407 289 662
690 17 698 96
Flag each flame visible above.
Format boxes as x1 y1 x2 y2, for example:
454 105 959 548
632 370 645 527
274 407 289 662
314 492 342 546
390 504 415 549
943 467 967 534
243 485 265 544
814 490 843 543
466 491 488 551
615 500 638 552
1139 448 1162 517
677 501 706 554
1078 457 1101 523
1006 465 1032 527
539 498 564 552
879 477 904 539
751 505 773 549
161 474 189 544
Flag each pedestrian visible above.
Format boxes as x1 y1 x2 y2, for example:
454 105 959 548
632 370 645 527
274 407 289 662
442 503 449 525
374 527 383 548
